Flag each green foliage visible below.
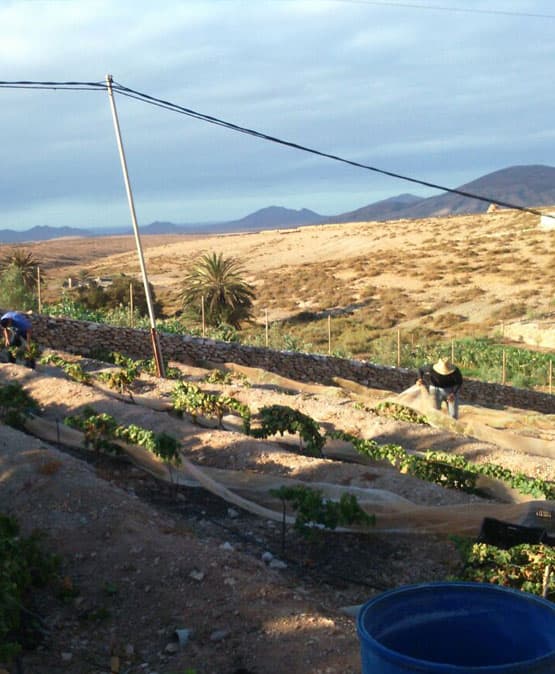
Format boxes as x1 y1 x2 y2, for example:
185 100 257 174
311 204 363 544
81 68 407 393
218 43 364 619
209 323 240 342
63 274 162 319
5 337 40 369
332 430 555 499
374 401 429 424
249 404 325 457
0 248 42 292
138 357 182 380
270 485 375 538
39 353 92 385
0 382 39 429
180 252 256 328
171 381 251 429
0 266 37 311
0 513 59 662
44 294 105 322
113 426 181 465
202 368 249 386
454 540 555 598
64 407 120 453
64 407 181 465
97 353 140 394
242 323 312 353
104 274 163 317
203 368 234 385
242 327 553 391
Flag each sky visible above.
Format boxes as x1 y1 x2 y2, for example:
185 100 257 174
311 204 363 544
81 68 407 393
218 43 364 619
1 0 555 231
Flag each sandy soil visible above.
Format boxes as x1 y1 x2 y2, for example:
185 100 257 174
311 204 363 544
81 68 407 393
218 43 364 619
1 351 554 674
12 207 555 346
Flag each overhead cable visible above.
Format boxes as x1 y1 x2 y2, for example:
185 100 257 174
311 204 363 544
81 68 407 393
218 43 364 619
324 0 555 20
0 78 552 219
110 80 552 218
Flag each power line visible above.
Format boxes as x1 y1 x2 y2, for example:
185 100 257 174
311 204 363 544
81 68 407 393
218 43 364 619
0 80 106 91
0 78 552 219
110 80 553 218
320 0 555 20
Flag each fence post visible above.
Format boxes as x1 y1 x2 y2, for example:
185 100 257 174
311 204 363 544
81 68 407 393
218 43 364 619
549 360 553 395
201 295 205 337
328 314 331 355
37 266 42 314
397 328 401 367
129 282 134 327
502 349 507 385
265 308 269 348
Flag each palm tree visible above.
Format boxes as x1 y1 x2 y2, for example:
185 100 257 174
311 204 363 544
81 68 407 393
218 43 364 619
0 248 42 292
180 252 255 328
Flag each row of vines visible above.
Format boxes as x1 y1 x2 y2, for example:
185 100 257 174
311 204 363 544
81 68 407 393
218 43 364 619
1 347 554 660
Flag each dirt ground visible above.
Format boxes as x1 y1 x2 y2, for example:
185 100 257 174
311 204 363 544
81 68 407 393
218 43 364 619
1 353 554 674
12 207 555 346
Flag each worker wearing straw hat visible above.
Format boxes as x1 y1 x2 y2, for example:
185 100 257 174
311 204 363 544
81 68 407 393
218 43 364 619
417 356 463 419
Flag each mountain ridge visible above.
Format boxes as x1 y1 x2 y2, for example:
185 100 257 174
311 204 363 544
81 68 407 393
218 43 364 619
1 164 554 243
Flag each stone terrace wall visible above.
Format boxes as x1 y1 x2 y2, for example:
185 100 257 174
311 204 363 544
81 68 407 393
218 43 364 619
31 313 555 415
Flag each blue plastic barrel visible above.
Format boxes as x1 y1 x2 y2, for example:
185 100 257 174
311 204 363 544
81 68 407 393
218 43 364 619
357 582 555 673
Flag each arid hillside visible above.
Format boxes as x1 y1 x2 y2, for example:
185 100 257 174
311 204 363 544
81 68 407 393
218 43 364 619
4 207 554 348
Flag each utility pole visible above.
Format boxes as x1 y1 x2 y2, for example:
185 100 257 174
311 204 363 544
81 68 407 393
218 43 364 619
105 74 165 377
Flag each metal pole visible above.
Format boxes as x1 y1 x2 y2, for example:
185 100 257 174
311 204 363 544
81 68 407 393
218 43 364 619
105 74 165 377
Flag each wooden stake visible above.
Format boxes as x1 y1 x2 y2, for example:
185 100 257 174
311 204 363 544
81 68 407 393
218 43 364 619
36 266 42 314
542 564 551 598
129 282 134 327
397 328 401 367
265 308 269 347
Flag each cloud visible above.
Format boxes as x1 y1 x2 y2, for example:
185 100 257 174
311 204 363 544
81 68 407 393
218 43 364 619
1 0 555 229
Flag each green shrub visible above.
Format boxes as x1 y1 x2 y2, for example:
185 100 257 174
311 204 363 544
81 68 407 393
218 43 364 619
249 405 324 457
171 381 250 429
0 382 39 429
453 540 555 598
0 514 59 661
270 485 374 538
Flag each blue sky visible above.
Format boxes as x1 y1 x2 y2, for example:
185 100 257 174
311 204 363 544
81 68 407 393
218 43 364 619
2 0 555 231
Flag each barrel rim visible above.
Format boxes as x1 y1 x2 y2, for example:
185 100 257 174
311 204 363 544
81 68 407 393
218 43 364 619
357 581 555 673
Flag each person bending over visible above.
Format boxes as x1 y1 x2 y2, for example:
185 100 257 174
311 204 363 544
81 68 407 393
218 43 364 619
417 356 463 419
1 311 33 366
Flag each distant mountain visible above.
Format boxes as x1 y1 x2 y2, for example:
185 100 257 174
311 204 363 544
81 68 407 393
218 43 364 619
138 207 323 236
140 221 194 235
0 224 94 244
2 165 554 244
383 164 555 220
210 206 323 232
324 193 424 224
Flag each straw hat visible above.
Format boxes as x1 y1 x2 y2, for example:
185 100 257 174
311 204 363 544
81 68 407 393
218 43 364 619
432 357 456 375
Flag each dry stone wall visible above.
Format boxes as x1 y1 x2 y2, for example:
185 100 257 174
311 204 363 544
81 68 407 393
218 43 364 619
30 313 555 415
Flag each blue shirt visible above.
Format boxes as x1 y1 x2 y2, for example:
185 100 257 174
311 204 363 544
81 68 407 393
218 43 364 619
1 311 32 337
